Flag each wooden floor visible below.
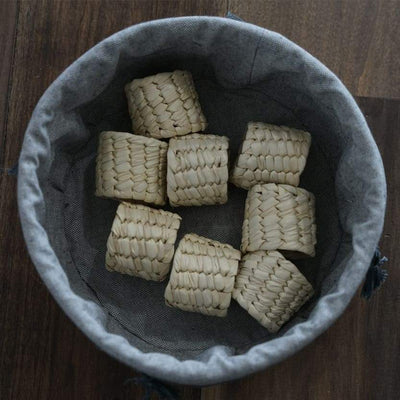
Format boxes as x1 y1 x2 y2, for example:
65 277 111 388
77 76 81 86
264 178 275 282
0 1 399 399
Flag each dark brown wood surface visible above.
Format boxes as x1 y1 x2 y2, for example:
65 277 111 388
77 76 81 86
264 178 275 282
0 1 398 399
230 0 400 99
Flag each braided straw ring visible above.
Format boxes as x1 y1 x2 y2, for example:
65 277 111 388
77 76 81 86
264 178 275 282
164 233 241 317
125 70 207 139
167 133 229 207
106 202 181 281
230 122 312 189
95 131 168 205
233 251 314 333
241 183 317 258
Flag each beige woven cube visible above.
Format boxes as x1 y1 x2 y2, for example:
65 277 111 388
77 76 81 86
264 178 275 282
125 70 207 139
167 133 229 207
164 234 241 317
241 183 316 257
95 131 168 205
230 122 311 189
105 203 181 281
233 251 314 333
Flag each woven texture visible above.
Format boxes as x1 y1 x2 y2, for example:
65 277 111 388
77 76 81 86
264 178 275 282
125 70 207 139
233 251 314 333
95 131 168 205
167 133 229 207
164 234 241 317
241 183 317 257
230 122 311 189
106 202 181 281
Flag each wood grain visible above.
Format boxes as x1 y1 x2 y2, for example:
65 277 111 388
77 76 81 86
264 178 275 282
229 0 400 99
0 0 18 168
0 1 398 399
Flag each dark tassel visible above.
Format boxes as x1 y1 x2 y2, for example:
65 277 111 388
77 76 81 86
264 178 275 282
226 11 244 21
125 374 178 400
361 248 388 299
7 162 18 176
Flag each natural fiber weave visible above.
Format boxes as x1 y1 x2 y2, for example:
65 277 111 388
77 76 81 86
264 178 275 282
230 122 311 189
164 234 241 317
167 133 229 207
106 202 181 281
241 183 316 257
233 251 314 333
125 70 207 139
95 131 168 205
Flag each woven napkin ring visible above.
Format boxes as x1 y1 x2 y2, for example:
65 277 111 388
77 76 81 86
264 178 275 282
125 70 207 139
105 202 181 281
230 122 311 189
164 233 241 317
95 131 168 206
241 183 317 258
167 133 229 207
233 250 314 333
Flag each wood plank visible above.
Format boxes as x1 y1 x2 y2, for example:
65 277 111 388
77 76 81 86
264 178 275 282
0 1 227 399
0 0 18 168
201 97 400 399
229 0 400 99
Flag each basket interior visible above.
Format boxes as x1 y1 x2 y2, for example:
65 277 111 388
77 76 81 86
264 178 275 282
43 23 348 359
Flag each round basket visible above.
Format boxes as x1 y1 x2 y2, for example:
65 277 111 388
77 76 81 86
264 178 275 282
18 16 386 385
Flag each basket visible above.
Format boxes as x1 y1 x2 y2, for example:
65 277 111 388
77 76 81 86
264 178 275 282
233 250 314 333
230 122 311 188
105 202 181 281
18 16 386 385
164 233 241 316
167 133 229 207
125 70 207 139
95 131 168 205
241 183 316 257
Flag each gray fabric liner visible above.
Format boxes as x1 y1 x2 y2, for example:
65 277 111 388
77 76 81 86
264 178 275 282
18 17 386 385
